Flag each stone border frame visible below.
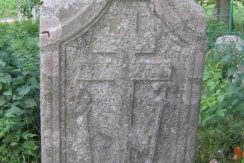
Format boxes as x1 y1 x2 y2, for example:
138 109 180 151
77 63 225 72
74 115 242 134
41 1 112 162
40 0 207 162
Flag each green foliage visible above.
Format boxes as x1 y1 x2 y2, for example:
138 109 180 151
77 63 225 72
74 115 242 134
196 0 244 7
207 19 229 49
0 21 40 162
0 0 18 18
197 46 244 162
0 0 41 20
196 1 244 162
18 0 41 18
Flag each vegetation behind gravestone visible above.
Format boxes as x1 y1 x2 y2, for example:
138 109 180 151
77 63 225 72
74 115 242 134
0 21 40 163
0 0 41 21
0 0 18 18
196 1 244 162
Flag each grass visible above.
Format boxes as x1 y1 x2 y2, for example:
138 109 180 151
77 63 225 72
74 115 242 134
0 0 18 18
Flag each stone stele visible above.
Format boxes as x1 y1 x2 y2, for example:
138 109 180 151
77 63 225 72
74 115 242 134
40 0 207 162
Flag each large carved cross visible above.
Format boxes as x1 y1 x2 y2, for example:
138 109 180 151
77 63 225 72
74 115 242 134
64 2 172 163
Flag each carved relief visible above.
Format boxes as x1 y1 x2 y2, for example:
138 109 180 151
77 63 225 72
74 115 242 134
39 0 208 163
60 1 173 162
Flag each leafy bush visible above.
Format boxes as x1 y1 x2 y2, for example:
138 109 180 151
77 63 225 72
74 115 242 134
18 0 41 18
196 41 244 162
0 21 40 163
196 2 244 162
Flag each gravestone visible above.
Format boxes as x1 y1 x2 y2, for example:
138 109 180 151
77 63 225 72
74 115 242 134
40 0 207 162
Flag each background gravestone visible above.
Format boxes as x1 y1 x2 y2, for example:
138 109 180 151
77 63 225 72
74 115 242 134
40 0 207 162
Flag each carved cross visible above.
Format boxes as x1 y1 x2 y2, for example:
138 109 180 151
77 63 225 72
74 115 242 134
65 2 172 162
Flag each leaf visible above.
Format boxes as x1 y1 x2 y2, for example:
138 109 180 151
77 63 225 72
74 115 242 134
0 74 11 84
3 89 12 96
217 95 225 103
216 109 227 118
207 81 216 87
22 140 38 155
10 142 18 146
23 98 37 108
17 85 31 96
12 69 21 73
0 97 6 106
201 115 215 127
4 106 25 118
12 95 24 101
0 60 6 67
28 77 39 89
22 132 37 140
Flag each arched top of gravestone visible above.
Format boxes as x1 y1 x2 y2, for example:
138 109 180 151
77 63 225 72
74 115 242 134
40 0 206 47
40 0 111 46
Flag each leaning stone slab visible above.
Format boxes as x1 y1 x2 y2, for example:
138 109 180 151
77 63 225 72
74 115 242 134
215 35 244 55
40 0 207 162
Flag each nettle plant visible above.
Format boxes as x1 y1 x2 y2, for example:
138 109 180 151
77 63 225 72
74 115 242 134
0 21 40 162
198 41 244 162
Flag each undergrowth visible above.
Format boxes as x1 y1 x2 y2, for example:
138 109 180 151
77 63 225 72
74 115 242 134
196 3 244 162
0 21 40 163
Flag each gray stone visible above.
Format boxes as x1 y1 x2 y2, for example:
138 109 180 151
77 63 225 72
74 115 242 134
215 35 244 55
40 0 207 163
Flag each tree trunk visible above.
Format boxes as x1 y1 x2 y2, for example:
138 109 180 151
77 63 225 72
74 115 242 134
216 0 230 22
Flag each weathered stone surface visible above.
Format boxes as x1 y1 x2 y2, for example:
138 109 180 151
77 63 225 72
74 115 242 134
215 35 244 55
40 0 207 163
